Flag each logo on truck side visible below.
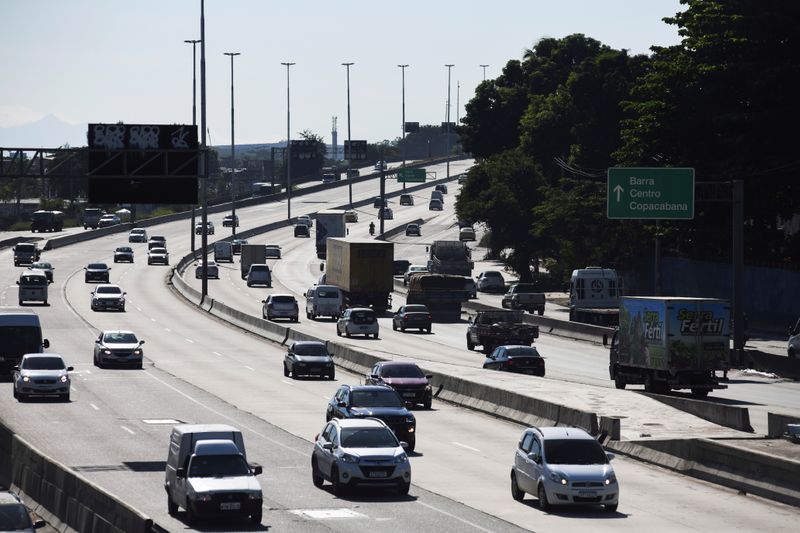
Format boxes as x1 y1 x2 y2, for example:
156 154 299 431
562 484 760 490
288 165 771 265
676 309 725 335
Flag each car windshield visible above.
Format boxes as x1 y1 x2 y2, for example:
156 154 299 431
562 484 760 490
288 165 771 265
22 357 65 370
20 275 46 285
409 266 427 273
316 288 339 298
506 347 539 357
116 247 132 252
514 284 538 293
103 332 138 344
351 389 403 407
403 305 428 314
271 296 295 304
251 265 268 272
0 503 33 529
293 343 329 356
97 286 121 294
151 248 167 254
88 263 107 270
484 272 503 278
381 364 424 378
340 427 399 448
131 229 144 234
188 454 250 478
32 263 51 269
544 439 608 465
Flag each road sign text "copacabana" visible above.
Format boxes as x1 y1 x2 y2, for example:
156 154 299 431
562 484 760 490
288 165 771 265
607 167 695 220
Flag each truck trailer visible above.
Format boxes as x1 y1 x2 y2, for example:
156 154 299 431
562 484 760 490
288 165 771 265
607 296 729 396
325 238 393 312
568 267 622 326
406 273 470 321
315 210 347 259
427 240 474 277
240 244 267 279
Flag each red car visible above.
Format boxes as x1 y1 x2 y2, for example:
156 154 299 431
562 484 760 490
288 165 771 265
365 361 433 409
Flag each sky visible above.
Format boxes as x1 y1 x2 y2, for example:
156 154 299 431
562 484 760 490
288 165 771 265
0 0 684 147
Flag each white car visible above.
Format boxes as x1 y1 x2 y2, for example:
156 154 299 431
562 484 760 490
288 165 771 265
13 353 73 402
265 244 282 259
262 294 299 322
374 161 388 171
337 308 379 338
93 330 145 369
98 214 121 227
403 265 428 286
510 426 619 512
90 284 126 311
128 228 148 242
195 260 219 279
476 271 506 292
297 215 313 228
147 247 169 265
311 417 411 496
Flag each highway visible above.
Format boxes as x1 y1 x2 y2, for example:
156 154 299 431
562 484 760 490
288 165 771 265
1 160 798 531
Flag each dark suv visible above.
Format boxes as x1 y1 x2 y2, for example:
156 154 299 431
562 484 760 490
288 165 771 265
366 361 433 409
326 385 417 451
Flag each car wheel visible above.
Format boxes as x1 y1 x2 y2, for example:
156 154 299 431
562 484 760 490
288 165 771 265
345 330 351 338
426 327 432 333
406 436 416 453
392 322 397 331
423 398 432 410
283 364 289 377
167 495 178 515
17 392 25 403
311 458 324 488
397 480 410 496
605 503 618 513
328 371 335 381
691 388 709 398
538 484 550 511
511 471 525 502
466 335 474 351
251 511 262 525
61 393 70 402
400 325 406 332
185 503 196 526
247 282 252 287
120 305 125 312
12 387 18 399
614 372 626 390
331 465 345 496
789 347 796 358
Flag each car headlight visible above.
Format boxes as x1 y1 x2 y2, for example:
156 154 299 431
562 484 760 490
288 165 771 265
103 349 112 355
394 453 408 464
196 494 212 502
550 472 568 485
248 492 262 500
59 375 68 383
605 474 617 485
22 376 30 382
133 349 142 356
341 453 359 464
424 384 432 391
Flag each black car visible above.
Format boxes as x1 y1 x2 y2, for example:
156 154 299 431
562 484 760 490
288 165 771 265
365 361 433 409
373 197 387 208
483 345 545 376
392 304 433 333
222 214 239 227
284 341 335 379
231 238 248 254
294 224 310 238
326 385 417 451
393 260 411 276
84 263 111 283
113 246 134 263
435 184 448 194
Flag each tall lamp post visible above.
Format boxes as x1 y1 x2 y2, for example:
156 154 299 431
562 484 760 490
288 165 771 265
480 64 489 81
224 52 241 236
398 64 408 190
184 39 200 252
281 62 295 220
342 62 354 208
445 64 454 179
199 0 209 297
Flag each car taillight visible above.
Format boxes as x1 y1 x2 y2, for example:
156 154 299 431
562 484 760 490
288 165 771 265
507 359 514 365
427 314 432 319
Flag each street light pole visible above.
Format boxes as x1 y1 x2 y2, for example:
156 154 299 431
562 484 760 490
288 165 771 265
342 62 354 208
398 64 408 190
199 0 209 297
282 62 295 220
224 52 241 236
445 64 454 179
480 64 489 81
185 39 200 253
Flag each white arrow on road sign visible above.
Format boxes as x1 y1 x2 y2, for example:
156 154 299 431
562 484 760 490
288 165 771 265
613 184 624 202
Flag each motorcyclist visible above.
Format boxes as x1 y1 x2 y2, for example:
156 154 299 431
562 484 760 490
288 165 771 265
369 221 375 235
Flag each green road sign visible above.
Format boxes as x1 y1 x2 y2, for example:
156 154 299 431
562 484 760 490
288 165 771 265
607 167 695 219
397 168 426 183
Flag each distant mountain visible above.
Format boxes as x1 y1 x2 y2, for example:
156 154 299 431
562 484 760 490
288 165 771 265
0 115 87 148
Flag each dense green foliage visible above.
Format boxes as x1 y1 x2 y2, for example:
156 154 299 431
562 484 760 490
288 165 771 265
457 0 800 283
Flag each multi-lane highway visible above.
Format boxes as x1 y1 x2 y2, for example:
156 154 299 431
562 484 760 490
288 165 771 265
1 160 798 531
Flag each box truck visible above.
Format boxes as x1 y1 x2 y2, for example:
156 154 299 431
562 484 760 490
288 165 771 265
315 210 347 259
325 238 393 312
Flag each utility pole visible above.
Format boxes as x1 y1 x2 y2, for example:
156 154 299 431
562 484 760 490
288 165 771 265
282 62 295 220
342 62 354 209
480 64 489 81
445 64 454 179
185 38 200 253
224 52 241 236
199 0 209 297
398 64 408 190
379 145 386 237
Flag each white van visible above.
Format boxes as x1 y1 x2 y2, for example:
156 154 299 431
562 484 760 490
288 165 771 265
0 307 49 375
214 241 234 263
165 424 263 525
305 284 344 320
17 271 49 305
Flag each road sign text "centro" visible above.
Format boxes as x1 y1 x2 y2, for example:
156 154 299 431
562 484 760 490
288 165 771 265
607 167 695 220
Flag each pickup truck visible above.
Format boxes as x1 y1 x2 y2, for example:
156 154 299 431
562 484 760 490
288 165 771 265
501 284 546 315
466 310 539 354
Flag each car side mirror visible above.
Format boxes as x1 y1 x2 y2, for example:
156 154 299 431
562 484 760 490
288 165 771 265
606 452 615 462
261 300 267 304
251 464 263 476
322 442 333 451
67 366 74 372
337 400 347 408
529 452 541 463
319 263 324 272
13 365 19 371
425 374 433 379
33 519 46 529
43 339 49 348
370 374 380 380
95 340 100 344
176 467 186 478
139 340 145 345
15 281 19 285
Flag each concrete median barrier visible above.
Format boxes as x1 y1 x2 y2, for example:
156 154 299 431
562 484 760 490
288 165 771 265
642 393 753 432
768 411 800 438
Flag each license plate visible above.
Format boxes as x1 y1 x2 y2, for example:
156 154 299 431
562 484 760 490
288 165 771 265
368 471 388 478
220 502 241 510
402 392 415 398
578 491 597 496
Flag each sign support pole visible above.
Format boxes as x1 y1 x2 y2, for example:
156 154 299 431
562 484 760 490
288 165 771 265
654 220 661 295
732 180 745 366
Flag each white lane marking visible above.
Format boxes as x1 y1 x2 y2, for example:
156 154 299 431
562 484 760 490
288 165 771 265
164 328 172 332
121 426 135 435
85 370 92 375
71 386 77 392
281 379 293 386
415 501 493 533
244 365 254 371
452 442 480 453
150 318 157 322
213 351 223 357
185 338 194 344
136 307 142 312
90 403 99 411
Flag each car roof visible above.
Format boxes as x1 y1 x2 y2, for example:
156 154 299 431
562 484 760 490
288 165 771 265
331 417 387 429
102 330 136 335
347 384 394 392
95 284 121 289
347 307 374 312
533 426 594 441
291 340 325 348
268 293 295 299
379 361 421 368
22 353 64 360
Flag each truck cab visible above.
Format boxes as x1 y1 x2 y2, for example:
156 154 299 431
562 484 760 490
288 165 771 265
568 267 622 325
0 308 50 375
12 243 40 266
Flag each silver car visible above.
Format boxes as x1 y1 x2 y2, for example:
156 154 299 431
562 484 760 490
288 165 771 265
147 247 169 265
13 353 73 402
94 330 145 369
90 284 126 311
511 426 619 512
265 245 282 259
476 270 506 292
403 265 428 286
311 417 411 496
337 308 379 338
128 228 148 243
262 294 298 322
195 260 219 279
